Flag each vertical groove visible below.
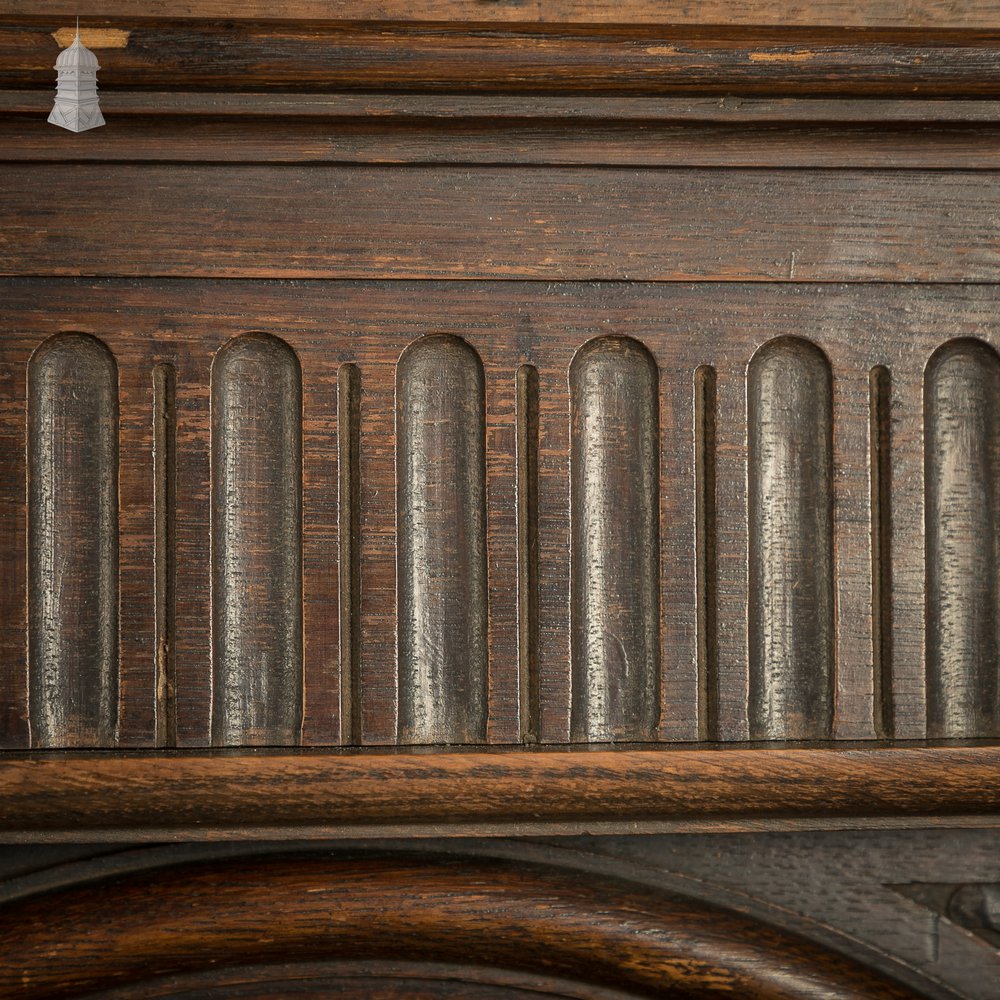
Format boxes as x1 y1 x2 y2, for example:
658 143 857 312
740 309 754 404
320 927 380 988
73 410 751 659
869 365 893 739
748 336 834 741
694 365 718 742
925 338 1000 738
516 364 540 743
397 334 488 745
570 336 660 743
338 363 361 745
28 333 119 748
211 332 303 747
153 363 177 748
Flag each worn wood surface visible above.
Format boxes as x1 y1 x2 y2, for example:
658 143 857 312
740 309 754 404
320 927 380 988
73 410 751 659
0 852 924 1000
570 337 660 742
6 166 1000 282
211 334 303 746
4 280 1000 748
5 20 1000 97
25 334 119 748
397 336 488 745
747 338 833 740
0 830 994 998
3 1 1000 29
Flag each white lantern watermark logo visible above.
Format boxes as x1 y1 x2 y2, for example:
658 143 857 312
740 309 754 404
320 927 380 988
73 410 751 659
49 25 105 133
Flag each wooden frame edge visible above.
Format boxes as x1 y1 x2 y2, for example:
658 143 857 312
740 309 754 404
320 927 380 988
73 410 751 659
1 746 997 840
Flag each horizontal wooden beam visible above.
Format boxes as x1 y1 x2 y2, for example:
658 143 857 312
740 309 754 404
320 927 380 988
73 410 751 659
8 92 1000 122
3 21 1000 97
3 165 999 282
5 116 1000 168
1 746 998 839
3 1 1000 30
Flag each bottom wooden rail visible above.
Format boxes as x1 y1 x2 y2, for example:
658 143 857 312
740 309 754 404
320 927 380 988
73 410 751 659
0 745 997 841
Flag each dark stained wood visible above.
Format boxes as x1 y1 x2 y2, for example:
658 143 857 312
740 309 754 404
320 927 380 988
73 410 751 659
337 364 361 746
0 747 999 840
747 337 834 741
924 339 1000 739
396 335 488 745
0 350 27 748
2 1 1000 909
570 337 660 742
5 20 1000 97
0 853 920 1000
2 0 999 28
10 91 1000 122
1 829 997 998
13 116 1000 170
27 333 119 749
515 365 540 743
694 365 718 741
6 166 1000 282
152 363 177 747
3 279 1000 748
211 333 303 747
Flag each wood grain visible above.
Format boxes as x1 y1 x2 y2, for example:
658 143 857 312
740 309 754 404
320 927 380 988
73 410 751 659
1 1 998 29
13 117 1000 171
4 166 1000 283
570 337 660 742
211 333 303 747
4 20 1000 98
924 339 1000 739
0 747 998 840
338 364 361 745
153 363 177 747
747 338 834 741
397 336 488 745
8 92 1000 122
4 279 1000 748
0 854 920 1000
27 333 119 749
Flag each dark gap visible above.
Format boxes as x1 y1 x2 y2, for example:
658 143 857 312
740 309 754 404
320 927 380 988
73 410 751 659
153 363 177 748
870 365 894 739
516 364 540 743
694 365 718 741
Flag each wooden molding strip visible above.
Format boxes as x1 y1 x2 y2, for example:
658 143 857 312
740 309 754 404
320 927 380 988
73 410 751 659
6 92 1000 123
5 21 1000 97
1 746 998 840
1 1 999 30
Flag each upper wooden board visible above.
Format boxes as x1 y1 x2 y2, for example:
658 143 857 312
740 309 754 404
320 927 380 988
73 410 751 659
4 1 1000 29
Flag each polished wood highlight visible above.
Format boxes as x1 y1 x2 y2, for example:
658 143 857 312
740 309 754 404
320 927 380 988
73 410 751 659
570 337 660 742
0 853 919 1000
211 333 303 747
27 333 119 749
0 747 998 841
397 335 488 745
924 339 1000 739
747 337 834 740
